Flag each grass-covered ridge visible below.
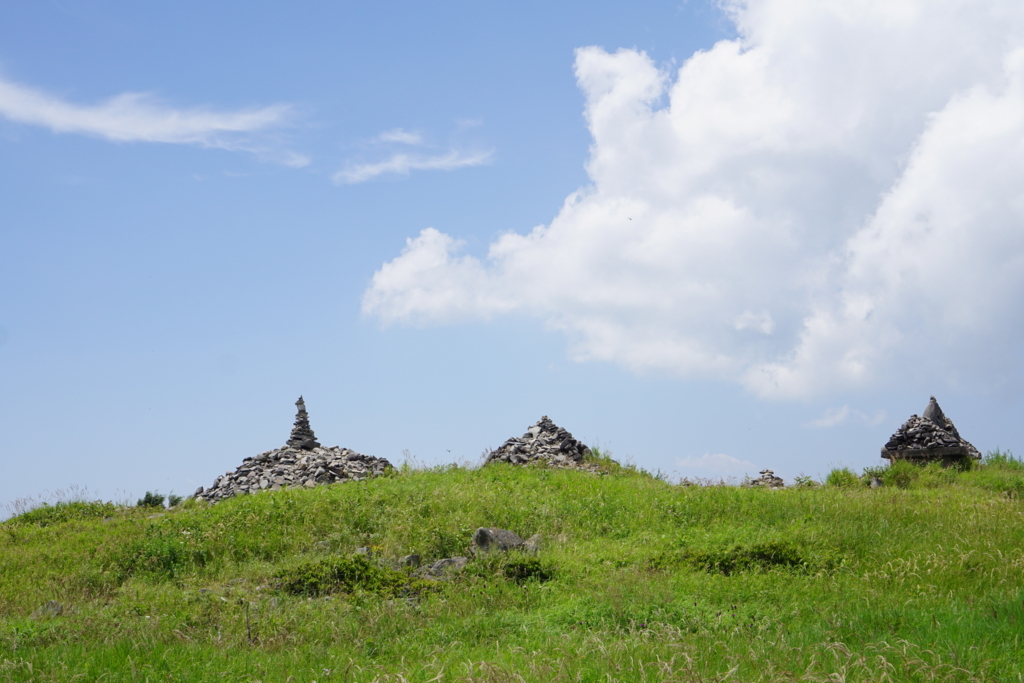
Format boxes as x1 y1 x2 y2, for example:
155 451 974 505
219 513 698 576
2 459 1024 682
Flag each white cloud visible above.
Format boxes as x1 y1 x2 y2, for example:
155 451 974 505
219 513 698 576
804 405 887 428
676 452 757 477
375 128 424 145
364 0 1024 399
805 406 851 428
334 149 492 184
0 74 295 155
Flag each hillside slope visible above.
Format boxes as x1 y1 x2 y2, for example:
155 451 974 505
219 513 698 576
2 463 1023 682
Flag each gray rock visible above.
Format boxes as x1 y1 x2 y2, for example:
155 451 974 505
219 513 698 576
523 534 542 554
472 527 526 554
422 556 469 578
355 546 373 558
30 600 64 619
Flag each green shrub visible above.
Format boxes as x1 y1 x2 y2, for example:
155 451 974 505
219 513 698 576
885 459 920 489
861 464 888 484
136 491 166 508
793 474 818 488
825 467 861 488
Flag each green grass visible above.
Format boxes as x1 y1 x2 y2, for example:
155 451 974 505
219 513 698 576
2 459 1024 681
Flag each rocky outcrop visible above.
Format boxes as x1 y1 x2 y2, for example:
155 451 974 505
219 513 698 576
194 398 392 503
881 396 981 465
485 416 594 469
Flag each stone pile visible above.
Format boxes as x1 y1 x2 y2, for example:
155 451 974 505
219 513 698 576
194 397 392 503
484 416 594 469
747 469 785 488
286 396 320 450
881 396 981 465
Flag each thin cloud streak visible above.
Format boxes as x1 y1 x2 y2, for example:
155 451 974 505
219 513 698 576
375 128 424 145
0 74 294 151
333 149 492 184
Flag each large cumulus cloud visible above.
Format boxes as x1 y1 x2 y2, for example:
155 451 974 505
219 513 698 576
363 0 1024 399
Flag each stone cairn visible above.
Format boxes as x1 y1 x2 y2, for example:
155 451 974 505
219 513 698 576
881 396 981 466
484 416 597 470
194 397 392 503
747 469 785 488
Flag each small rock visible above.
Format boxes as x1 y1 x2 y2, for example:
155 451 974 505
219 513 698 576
422 556 469 578
523 534 542 554
472 527 526 554
30 600 64 619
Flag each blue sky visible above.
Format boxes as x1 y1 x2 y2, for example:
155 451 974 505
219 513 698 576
3 0 1024 509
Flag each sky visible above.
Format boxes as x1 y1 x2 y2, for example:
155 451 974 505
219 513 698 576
3 0 1024 510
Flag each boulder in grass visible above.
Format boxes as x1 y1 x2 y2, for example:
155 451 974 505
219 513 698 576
472 527 526 554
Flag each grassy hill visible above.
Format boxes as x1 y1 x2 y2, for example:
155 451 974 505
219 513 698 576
2 455 1024 682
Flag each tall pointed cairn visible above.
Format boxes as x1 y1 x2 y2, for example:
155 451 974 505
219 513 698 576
286 395 320 450
881 396 980 466
194 397 392 502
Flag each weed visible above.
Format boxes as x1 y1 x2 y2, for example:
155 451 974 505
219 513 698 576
825 467 861 488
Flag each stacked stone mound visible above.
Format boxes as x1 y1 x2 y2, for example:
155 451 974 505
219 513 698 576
747 469 785 488
194 398 392 503
882 396 980 464
485 416 597 470
286 396 320 450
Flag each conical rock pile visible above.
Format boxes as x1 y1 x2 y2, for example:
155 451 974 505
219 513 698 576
882 396 980 464
195 398 392 503
485 416 596 470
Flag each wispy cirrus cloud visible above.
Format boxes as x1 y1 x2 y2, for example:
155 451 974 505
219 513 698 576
0 74 300 160
374 128 424 145
333 148 492 184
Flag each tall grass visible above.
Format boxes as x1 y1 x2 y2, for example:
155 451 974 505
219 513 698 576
1 462 1023 681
